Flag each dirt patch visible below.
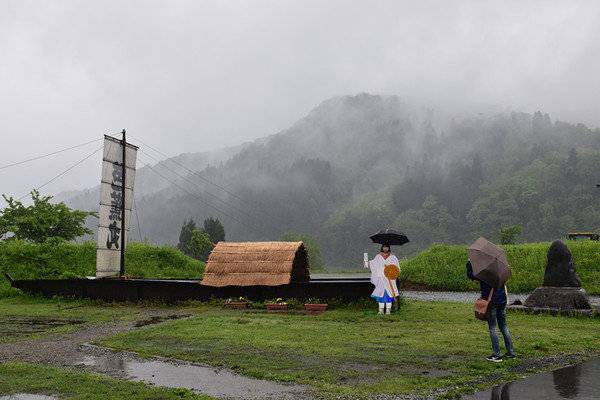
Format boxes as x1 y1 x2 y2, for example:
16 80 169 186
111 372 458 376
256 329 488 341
508 351 595 374
0 317 84 336
134 314 191 327
417 369 452 378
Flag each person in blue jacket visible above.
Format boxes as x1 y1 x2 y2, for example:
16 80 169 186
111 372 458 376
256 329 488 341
467 260 515 362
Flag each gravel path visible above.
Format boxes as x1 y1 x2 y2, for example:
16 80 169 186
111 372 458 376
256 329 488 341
402 290 600 307
314 274 600 306
0 310 190 367
402 290 528 304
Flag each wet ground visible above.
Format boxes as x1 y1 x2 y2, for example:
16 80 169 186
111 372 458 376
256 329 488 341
1 298 598 400
0 310 311 400
465 358 600 400
77 346 308 399
0 316 84 340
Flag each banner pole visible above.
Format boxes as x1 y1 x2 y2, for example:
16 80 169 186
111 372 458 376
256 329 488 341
119 129 126 277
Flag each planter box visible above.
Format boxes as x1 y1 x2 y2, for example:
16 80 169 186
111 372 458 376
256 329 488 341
304 303 327 313
224 301 248 309
266 303 288 312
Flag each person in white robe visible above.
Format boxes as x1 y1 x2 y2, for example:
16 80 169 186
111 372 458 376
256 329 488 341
364 244 400 314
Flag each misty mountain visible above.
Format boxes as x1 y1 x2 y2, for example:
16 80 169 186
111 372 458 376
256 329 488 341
62 94 600 270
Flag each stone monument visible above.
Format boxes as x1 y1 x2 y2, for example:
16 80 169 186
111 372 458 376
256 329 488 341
524 240 592 310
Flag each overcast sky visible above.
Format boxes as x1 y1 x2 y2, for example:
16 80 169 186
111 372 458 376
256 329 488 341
1 0 600 198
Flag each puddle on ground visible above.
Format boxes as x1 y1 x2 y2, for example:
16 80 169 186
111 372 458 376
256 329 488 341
467 358 600 399
0 395 56 400
78 353 307 399
0 317 84 336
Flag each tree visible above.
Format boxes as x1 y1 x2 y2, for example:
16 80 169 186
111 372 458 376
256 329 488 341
203 217 225 243
280 232 325 271
189 229 214 262
499 224 523 245
563 147 579 183
0 190 95 243
177 219 196 257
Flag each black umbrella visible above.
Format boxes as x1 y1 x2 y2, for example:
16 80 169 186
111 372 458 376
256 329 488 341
370 228 409 246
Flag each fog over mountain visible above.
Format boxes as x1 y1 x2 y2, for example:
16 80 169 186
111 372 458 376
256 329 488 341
60 94 600 269
2 1 600 198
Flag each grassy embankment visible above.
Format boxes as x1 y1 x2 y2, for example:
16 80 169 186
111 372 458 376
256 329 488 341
0 240 204 298
0 362 212 400
2 240 600 296
400 241 600 294
3 240 600 296
100 300 600 399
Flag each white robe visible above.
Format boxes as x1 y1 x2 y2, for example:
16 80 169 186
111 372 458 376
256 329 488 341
366 253 400 298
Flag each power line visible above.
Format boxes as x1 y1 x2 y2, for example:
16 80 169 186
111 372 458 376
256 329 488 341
137 154 255 231
128 135 270 218
137 154 269 236
17 146 103 200
138 149 261 224
0 138 102 172
137 149 288 236
130 137 290 235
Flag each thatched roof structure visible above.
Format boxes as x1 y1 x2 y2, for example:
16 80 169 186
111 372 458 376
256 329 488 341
201 241 310 287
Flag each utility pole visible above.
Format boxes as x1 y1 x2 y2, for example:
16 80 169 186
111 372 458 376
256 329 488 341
120 129 127 277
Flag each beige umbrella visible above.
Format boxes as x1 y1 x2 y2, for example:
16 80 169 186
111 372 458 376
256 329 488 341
468 237 512 288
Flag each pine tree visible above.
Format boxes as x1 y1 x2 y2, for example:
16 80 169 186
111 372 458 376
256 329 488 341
564 147 579 182
202 217 225 244
177 219 196 256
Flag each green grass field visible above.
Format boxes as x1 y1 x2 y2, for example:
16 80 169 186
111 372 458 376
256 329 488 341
0 362 212 400
0 240 204 298
1 239 599 398
400 241 600 294
99 301 600 398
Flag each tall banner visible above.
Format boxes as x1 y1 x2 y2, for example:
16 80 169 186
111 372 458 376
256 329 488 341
96 135 138 278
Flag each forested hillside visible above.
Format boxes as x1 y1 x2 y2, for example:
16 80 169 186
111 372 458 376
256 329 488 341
63 94 600 269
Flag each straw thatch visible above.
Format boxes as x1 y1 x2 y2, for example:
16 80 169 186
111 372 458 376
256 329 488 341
201 241 310 287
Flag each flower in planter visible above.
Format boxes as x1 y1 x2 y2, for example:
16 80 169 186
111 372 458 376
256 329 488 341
305 297 326 305
267 298 287 305
266 298 289 312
